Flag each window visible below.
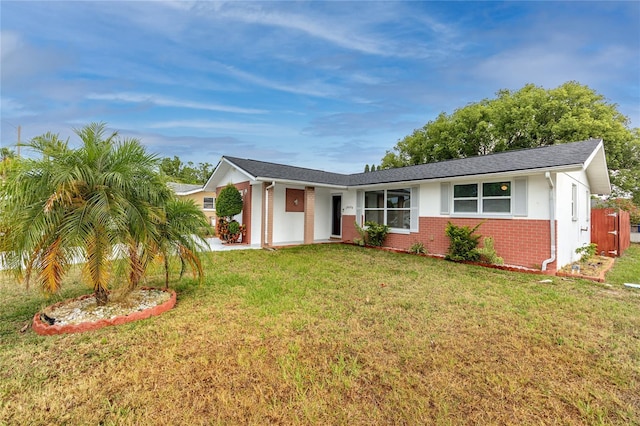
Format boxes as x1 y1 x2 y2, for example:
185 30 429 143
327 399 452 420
203 197 215 210
482 182 511 213
363 188 413 230
571 184 578 221
452 181 511 214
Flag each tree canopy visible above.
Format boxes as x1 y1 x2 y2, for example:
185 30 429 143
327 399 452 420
160 156 213 185
381 82 640 204
215 183 243 219
0 123 210 305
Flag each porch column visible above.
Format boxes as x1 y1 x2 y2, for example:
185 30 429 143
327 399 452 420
304 186 315 244
263 183 274 247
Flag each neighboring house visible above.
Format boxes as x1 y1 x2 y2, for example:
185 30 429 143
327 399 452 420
167 182 217 226
203 139 611 272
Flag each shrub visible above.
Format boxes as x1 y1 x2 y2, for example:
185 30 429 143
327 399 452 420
576 243 597 262
353 221 367 246
445 221 482 262
477 237 504 265
364 221 390 247
228 220 240 235
408 241 427 255
216 183 243 219
352 221 389 247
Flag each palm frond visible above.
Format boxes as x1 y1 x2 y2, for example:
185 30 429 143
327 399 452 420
37 237 68 294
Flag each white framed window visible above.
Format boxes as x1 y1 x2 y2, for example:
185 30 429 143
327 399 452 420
586 190 590 222
362 188 415 230
452 181 511 214
203 197 215 210
571 184 578 221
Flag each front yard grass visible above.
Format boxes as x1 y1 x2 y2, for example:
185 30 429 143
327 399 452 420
1 243 638 425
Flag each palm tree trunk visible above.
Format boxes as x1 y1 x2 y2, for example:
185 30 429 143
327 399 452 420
164 256 170 290
95 285 109 306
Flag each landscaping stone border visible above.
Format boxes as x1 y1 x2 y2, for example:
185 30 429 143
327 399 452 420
32 287 177 336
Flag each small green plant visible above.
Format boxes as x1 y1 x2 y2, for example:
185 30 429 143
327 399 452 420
353 221 367 246
228 220 240 235
364 221 390 247
408 241 427 255
576 243 597 262
477 237 504 265
445 221 482 262
352 221 389 247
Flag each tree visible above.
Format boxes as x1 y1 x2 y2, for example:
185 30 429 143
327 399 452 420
154 199 211 289
160 156 213 185
215 183 244 242
215 183 243 219
381 82 640 204
364 164 370 173
0 123 199 305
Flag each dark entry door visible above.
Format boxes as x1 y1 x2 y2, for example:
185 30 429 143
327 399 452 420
331 195 342 236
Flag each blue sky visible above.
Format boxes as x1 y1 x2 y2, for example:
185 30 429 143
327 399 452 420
1 1 638 173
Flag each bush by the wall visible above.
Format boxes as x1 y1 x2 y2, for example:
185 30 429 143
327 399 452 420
445 222 482 262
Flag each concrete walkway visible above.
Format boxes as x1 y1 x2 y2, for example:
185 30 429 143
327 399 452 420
205 238 262 251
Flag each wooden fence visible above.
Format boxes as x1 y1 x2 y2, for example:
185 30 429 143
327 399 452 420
591 208 631 257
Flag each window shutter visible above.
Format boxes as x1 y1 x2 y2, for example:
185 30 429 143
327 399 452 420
356 190 363 226
440 183 450 215
411 187 419 231
513 177 527 216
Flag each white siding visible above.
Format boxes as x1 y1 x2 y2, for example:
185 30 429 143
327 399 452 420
555 171 591 267
314 187 333 240
250 183 263 245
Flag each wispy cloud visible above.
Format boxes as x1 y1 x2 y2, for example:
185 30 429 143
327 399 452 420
146 119 299 138
86 92 266 114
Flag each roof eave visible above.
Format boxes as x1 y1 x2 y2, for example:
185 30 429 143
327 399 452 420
254 176 348 190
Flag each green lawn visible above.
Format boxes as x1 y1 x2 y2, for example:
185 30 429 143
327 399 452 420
1 243 639 425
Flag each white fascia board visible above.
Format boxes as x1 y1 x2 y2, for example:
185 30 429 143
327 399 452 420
254 177 348 190
582 140 611 195
176 188 205 196
204 157 257 191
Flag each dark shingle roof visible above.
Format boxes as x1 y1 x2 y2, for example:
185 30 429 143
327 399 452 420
222 157 349 186
224 139 603 187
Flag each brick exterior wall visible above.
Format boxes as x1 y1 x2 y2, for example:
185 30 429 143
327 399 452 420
304 187 315 244
341 215 358 242
343 217 557 271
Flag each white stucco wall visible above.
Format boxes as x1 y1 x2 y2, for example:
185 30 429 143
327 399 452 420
314 187 333 240
555 171 591 267
250 183 263 245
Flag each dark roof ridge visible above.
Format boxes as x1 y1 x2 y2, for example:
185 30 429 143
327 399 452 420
223 155 349 178
350 138 602 177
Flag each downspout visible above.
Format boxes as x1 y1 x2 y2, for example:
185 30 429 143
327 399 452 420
541 172 556 271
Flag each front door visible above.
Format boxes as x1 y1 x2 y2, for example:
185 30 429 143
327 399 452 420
331 195 342 237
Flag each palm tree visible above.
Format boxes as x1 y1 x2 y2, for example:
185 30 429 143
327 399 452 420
0 123 171 305
154 199 211 289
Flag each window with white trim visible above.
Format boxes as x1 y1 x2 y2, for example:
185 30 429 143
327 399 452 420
571 184 578 221
203 197 215 210
453 181 512 214
363 188 412 230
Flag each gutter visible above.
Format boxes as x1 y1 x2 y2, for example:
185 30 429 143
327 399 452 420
541 172 556 271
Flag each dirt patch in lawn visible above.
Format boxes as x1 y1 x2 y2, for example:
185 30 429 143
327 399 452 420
557 256 615 282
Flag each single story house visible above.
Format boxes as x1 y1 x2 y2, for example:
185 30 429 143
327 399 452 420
167 182 217 226
203 139 611 272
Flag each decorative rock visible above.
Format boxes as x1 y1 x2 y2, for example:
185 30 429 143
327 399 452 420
32 287 176 336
